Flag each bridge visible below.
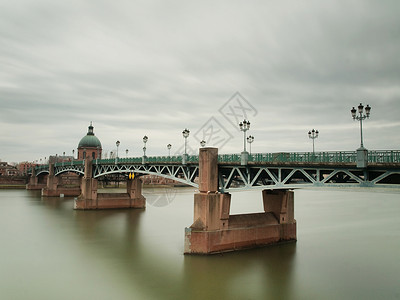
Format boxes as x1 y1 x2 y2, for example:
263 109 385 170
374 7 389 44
31 149 400 191
27 148 400 254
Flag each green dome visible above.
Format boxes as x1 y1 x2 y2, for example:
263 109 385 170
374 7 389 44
78 123 102 148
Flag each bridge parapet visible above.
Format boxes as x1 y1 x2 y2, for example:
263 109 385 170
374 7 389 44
32 150 400 174
219 150 400 164
29 150 400 192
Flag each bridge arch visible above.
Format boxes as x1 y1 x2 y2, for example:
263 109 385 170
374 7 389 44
93 169 199 188
36 170 49 177
54 168 85 177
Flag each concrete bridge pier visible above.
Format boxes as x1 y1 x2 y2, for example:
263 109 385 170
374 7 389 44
184 147 297 254
74 157 146 210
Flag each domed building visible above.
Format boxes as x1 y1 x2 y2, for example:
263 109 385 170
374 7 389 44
77 122 102 160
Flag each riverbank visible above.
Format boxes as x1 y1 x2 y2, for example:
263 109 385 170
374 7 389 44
0 185 26 189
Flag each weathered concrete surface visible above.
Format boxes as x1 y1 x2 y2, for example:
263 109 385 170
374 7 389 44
26 183 46 190
184 147 296 254
74 192 146 210
42 187 81 197
184 190 296 254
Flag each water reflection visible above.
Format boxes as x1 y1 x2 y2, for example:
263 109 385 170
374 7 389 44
35 190 298 299
182 243 296 300
2 188 400 299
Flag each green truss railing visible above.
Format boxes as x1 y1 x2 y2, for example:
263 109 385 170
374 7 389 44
33 150 400 173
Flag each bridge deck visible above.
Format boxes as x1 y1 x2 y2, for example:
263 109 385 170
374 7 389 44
30 150 400 191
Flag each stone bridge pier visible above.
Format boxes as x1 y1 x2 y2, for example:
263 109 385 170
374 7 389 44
184 148 297 254
41 163 81 197
26 167 47 190
74 157 146 210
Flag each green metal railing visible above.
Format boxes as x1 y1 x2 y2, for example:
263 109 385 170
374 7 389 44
33 150 400 173
54 160 84 167
247 151 357 163
226 150 399 164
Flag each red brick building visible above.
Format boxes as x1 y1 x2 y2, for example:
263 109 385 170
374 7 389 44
17 162 36 175
0 162 22 176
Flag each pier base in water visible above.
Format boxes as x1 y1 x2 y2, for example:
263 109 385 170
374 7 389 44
184 190 296 254
74 176 146 210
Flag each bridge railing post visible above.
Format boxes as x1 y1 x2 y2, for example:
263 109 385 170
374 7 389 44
356 147 368 168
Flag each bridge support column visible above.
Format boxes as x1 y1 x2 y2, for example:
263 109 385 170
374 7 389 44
184 147 296 254
41 163 60 196
127 177 146 208
26 167 46 190
41 163 81 197
74 158 146 210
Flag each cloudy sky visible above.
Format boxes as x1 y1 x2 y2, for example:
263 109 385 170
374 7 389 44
1 0 399 163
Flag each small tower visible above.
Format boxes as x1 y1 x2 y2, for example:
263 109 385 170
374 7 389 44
77 122 102 160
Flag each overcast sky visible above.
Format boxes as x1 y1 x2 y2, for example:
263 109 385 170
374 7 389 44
1 0 399 163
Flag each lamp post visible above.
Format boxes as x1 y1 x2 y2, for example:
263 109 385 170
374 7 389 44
200 140 206 147
182 128 190 164
116 140 120 158
351 103 371 148
167 144 172 156
72 150 74 160
239 120 250 165
142 135 148 164
308 129 319 154
247 135 254 154
126 149 128 158
351 103 371 168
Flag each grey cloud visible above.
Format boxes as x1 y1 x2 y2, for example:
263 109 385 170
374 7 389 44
0 0 399 162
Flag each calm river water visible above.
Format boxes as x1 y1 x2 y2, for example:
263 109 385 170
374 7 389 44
0 187 399 300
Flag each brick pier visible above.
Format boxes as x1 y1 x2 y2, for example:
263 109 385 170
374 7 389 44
74 157 146 210
184 148 296 254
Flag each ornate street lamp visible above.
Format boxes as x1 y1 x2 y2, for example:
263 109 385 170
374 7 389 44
167 144 172 156
308 129 319 154
182 129 190 154
239 120 250 151
142 136 148 156
200 140 206 147
351 103 371 148
125 149 128 158
182 128 190 164
239 120 250 165
247 135 254 154
351 103 371 168
116 140 120 158
142 135 148 164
